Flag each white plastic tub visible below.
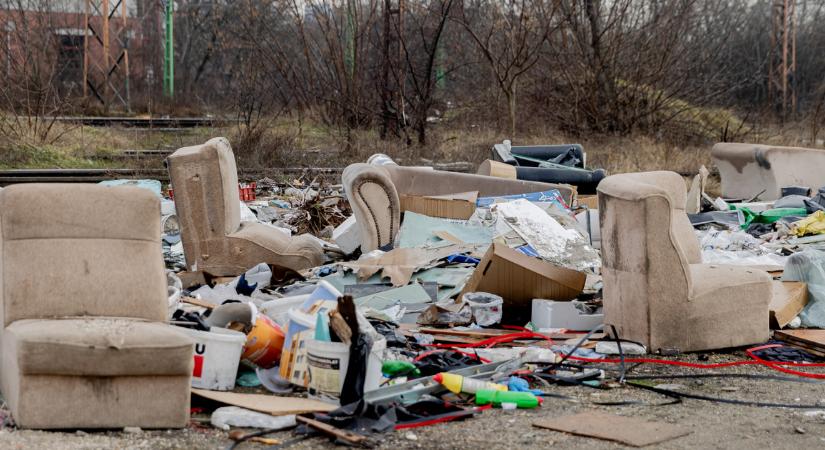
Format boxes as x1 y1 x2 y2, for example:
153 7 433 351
179 326 246 391
306 336 386 397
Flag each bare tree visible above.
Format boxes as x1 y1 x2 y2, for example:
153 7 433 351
458 0 558 137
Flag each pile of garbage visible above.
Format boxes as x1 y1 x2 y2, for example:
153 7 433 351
51 143 825 446
686 168 825 328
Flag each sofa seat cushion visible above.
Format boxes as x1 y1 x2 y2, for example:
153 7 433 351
4 318 193 376
688 264 771 300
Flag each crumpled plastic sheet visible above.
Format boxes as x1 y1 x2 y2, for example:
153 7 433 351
782 249 825 328
794 211 825 237
493 199 600 272
697 228 787 267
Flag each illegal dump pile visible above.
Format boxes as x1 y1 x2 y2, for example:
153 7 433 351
2 138 825 448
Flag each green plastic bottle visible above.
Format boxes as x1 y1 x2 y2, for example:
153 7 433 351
382 360 421 377
475 389 542 409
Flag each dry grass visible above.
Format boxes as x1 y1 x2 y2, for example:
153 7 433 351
2 110 821 180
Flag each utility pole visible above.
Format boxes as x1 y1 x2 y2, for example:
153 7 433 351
768 0 797 120
162 0 174 98
83 0 131 112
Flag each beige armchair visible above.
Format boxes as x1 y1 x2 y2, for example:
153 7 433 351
343 162 576 252
598 171 770 353
712 143 825 200
167 138 324 276
0 184 194 429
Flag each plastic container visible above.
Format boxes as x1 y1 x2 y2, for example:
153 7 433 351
475 390 542 409
242 314 285 369
433 372 507 394
178 326 246 391
463 292 504 326
279 281 344 383
205 302 286 369
260 294 310 327
306 337 387 397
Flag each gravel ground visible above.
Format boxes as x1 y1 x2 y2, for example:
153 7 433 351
2 351 825 450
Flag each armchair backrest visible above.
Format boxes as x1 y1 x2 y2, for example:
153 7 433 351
598 171 700 342
167 138 241 264
0 184 167 327
383 165 577 205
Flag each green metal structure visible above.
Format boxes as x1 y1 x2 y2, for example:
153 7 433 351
163 0 174 98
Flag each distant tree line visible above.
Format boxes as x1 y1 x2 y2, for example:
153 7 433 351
2 0 825 145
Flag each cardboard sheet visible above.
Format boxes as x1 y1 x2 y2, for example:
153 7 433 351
770 281 808 328
399 191 479 220
533 411 690 447
397 212 492 248
342 244 472 286
192 389 335 416
774 329 825 357
460 243 585 308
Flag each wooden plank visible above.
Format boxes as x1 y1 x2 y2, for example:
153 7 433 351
533 411 691 447
191 389 335 416
296 416 368 446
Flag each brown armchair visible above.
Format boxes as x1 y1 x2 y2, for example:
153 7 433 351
0 184 194 429
598 171 770 352
167 138 324 276
343 162 576 252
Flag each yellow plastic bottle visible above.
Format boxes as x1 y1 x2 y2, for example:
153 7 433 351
433 372 508 394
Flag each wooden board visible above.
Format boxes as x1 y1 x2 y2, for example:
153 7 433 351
774 329 825 357
533 411 690 447
192 389 335 416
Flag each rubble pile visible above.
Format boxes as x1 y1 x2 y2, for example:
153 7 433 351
2 138 825 448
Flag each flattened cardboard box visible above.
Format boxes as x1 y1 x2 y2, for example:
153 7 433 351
400 191 478 220
460 243 586 308
770 281 808 329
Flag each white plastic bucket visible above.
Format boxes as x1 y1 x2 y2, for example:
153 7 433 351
179 326 246 391
306 336 386 397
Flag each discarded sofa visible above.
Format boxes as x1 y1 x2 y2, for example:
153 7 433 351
598 171 771 352
712 142 825 201
343 160 575 252
488 141 606 194
168 137 324 275
0 184 194 429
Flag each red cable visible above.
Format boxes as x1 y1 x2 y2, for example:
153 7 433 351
424 330 825 377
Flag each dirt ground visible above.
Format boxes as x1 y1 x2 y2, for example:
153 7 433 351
2 351 824 450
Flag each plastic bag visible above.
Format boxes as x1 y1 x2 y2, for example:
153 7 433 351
781 250 825 327
210 406 295 431
793 211 825 237
463 292 504 326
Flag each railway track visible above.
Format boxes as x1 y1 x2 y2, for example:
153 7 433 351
0 168 345 185
48 116 231 128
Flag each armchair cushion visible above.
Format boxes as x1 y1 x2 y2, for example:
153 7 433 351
4 318 193 377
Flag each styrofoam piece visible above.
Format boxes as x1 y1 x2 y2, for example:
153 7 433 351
595 341 647 355
531 299 603 331
575 209 600 249
333 215 362 254
178 327 246 391
210 406 296 431
161 199 176 216
240 201 258 222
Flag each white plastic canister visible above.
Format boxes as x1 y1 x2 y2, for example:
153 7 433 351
179 326 246 391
